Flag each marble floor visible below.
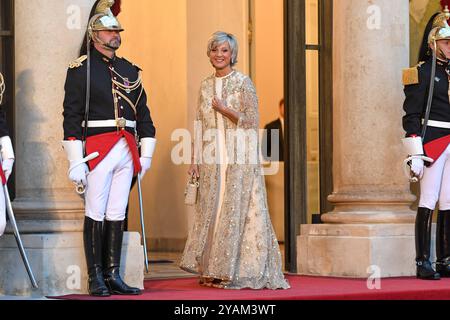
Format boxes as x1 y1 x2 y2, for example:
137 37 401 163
145 252 193 280
145 244 286 280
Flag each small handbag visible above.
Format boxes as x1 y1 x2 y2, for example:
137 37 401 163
184 174 200 206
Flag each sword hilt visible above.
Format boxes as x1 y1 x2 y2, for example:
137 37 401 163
403 155 434 183
70 152 99 195
76 183 86 195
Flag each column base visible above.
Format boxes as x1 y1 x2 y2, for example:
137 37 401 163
323 192 417 224
297 224 435 278
0 232 144 297
321 211 416 224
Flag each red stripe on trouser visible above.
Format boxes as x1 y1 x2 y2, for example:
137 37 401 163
0 163 5 185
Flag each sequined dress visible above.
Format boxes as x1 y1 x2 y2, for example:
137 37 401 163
180 71 290 290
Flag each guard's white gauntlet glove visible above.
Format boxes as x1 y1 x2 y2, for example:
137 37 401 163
140 138 157 180
411 157 424 179
61 140 89 186
0 136 14 181
402 136 433 182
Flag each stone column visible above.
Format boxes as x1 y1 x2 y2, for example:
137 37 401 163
298 0 418 278
0 0 143 297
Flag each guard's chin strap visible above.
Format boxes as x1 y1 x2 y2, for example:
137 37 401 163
437 49 448 61
434 41 450 62
91 33 117 52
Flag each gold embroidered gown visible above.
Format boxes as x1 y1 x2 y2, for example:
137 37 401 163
180 71 290 290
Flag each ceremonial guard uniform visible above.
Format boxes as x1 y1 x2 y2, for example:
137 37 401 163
62 0 156 296
0 72 15 237
402 8 450 280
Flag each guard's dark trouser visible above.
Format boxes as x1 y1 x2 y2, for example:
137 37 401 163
84 217 110 297
415 207 440 280
103 220 142 295
436 210 450 277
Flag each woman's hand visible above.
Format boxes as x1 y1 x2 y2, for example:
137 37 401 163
188 164 200 179
212 96 239 124
212 96 226 114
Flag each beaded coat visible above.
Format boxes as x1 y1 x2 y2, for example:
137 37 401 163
180 71 289 290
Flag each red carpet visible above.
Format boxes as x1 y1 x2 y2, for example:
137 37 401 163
50 275 450 300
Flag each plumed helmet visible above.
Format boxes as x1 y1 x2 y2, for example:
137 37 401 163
428 6 450 45
88 0 123 39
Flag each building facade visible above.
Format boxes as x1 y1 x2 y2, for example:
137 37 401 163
0 0 428 296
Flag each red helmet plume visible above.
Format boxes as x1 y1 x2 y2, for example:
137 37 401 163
111 0 122 16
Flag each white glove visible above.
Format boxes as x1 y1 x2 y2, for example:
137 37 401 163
61 140 89 187
140 157 152 180
141 138 157 158
69 163 89 185
139 138 156 180
2 158 13 181
0 136 15 182
411 157 424 179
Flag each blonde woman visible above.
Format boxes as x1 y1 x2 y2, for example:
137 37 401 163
180 32 289 290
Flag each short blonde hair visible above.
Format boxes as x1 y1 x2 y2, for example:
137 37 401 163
207 31 239 67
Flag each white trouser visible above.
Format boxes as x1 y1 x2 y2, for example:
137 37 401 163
0 189 5 236
85 138 134 222
419 144 450 210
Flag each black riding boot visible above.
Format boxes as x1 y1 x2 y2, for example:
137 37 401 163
103 220 142 295
83 217 110 297
436 210 450 277
415 207 440 280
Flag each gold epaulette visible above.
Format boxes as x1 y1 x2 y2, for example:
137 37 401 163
402 61 424 86
121 56 142 71
69 55 87 69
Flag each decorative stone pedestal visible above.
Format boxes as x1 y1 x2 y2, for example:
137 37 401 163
0 232 144 297
298 224 421 278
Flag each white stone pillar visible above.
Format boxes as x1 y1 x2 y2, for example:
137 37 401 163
298 0 418 278
0 0 143 297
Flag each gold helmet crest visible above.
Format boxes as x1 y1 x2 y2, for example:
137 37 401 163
428 6 450 45
88 0 123 39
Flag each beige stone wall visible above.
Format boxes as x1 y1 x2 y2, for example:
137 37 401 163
251 0 284 128
119 0 189 249
251 0 285 239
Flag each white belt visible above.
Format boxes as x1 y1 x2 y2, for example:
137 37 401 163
82 119 136 129
423 119 450 129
